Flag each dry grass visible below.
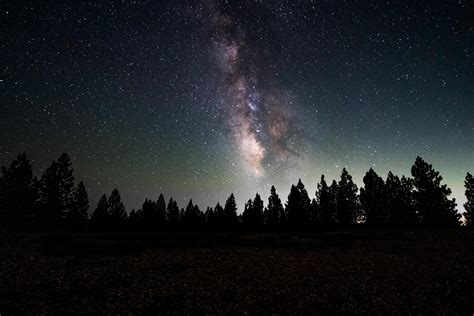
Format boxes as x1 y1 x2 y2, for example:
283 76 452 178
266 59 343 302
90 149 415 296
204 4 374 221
0 230 473 314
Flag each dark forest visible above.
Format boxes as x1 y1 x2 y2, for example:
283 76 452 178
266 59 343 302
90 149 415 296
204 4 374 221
1 153 472 232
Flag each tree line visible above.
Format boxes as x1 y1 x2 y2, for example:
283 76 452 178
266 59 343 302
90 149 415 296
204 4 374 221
0 153 472 232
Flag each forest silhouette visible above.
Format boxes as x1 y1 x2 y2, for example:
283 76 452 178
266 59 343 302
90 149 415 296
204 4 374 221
0 153 472 232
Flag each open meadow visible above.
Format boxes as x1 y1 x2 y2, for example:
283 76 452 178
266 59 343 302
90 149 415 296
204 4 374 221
1 229 473 314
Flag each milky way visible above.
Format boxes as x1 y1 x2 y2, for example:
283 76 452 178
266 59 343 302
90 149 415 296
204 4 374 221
204 1 300 177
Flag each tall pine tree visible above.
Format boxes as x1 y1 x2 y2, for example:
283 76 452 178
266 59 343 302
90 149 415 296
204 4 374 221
336 168 359 226
0 154 38 231
360 168 389 226
253 193 264 227
463 172 473 226
286 179 312 230
264 186 284 229
183 199 202 230
142 198 158 231
242 198 253 228
66 181 89 231
214 202 225 230
316 175 338 226
128 209 144 231
156 193 167 229
90 194 110 231
385 172 418 226
223 193 238 229
243 193 264 229
108 188 128 231
167 198 180 229
205 206 215 229
39 153 75 230
411 157 460 226
310 198 321 227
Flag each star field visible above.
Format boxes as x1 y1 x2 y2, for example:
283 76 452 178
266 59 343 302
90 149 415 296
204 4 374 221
1 0 473 211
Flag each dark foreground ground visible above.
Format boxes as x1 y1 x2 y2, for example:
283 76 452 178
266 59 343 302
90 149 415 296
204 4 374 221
1 230 473 314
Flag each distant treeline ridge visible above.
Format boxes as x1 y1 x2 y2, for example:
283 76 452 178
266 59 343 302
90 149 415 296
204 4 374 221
0 153 473 231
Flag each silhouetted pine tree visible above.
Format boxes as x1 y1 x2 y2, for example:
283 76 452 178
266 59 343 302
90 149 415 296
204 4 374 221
128 209 136 230
66 181 89 231
264 185 284 229
360 168 389 226
183 199 202 230
205 206 215 229
167 198 180 229
253 193 264 227
128 209 144 231
184 199 195 224
38 153 75 230
0 154 38 231
90 194 110 231
214 202 225 230
336 168 359 226
385 172 418 227
243 193 264 229
285 185 299 228
316 175 338 226
142 198 158 231
242 198 253 228
180 208 185 225
411 157 460 226
108 188 128 231
463 172 473 226
197 204 206 229
310 198 321 227
286 179 312 230
156 193 167 229
223 193 238 229
329 180 339 219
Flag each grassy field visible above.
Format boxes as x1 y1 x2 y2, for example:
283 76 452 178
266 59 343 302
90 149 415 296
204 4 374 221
1 230 473 314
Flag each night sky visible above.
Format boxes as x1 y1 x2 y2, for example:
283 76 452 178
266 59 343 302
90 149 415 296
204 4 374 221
1 1 473 212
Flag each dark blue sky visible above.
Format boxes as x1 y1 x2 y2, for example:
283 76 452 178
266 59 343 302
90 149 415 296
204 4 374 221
1 1 473 211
